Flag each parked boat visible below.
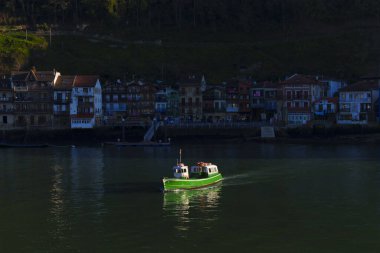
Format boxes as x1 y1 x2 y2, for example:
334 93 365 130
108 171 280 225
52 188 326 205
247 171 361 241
162 149 223 191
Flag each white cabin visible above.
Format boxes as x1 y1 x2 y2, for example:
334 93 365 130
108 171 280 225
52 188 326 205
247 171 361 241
190 162 219 175
172 163 189 179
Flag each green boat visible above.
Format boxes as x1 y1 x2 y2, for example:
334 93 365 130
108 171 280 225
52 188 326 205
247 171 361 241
162 150 223 191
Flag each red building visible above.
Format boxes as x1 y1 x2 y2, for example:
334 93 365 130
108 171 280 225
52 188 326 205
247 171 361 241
126 81 157 123
225 79 252 121
280 74 327 125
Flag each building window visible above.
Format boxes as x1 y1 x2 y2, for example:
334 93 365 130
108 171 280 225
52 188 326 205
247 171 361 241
2 116 7 124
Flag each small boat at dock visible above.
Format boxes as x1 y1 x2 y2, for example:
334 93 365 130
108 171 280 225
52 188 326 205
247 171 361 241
162 149 223 191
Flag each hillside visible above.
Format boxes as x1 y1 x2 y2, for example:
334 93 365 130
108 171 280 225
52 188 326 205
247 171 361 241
2 1 380 81
25 22 380 82
0 30 47 73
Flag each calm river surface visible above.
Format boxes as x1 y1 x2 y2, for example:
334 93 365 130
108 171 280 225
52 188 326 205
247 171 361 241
1 143 380 252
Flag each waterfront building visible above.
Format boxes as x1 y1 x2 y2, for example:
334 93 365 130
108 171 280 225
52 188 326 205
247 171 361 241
375 98 380 122
126 80 156 124
319 77 347 97
11 69 60 128
0 75 14 128
281 74 327 125
53 75 74 128
70 75 102 128
202 85 226 122
337 79 379 125
103 80 127 125
225 79 252 121
250 81 282 123
313 97 338 122
155 86 179 120
178 75 205 122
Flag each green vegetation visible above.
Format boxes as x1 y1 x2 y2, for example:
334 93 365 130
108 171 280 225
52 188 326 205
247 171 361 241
2 1 380 80
0 31 47 73
27 23 380 82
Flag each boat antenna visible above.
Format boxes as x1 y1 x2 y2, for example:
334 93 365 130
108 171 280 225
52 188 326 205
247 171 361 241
179 148 182 164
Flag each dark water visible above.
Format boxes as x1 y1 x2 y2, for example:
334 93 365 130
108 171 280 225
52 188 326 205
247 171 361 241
1 143 380 252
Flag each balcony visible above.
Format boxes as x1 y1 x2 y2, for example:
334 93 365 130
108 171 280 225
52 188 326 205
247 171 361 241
203 108 226 113
180 103 202 108
14 110 52 114
14 97 33 102
14 97 53 102
287 107 311 113
0 97 13 102
226 107 239 113
78 101 94 107
14 86 28 92
0 108 14 113
203 95 226 100
54 98 72 104
251 103 265 109
315 110 335 116
54 111 70 116
155 108 167 113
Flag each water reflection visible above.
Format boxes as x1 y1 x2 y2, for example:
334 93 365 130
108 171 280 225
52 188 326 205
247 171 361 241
70 148 106 219
163 185 221 232
49 164 67 242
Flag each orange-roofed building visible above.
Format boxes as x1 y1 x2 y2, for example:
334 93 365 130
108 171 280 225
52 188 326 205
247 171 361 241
53 75 75 128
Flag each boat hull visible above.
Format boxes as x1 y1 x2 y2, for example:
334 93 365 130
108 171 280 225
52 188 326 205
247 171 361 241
162 173 223 191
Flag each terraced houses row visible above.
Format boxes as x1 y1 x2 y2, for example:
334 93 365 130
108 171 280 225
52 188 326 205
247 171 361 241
0 69 380 129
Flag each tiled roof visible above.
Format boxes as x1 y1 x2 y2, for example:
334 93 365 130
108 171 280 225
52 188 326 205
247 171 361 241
205 84 225 90
11 70 57 82
281 74 321 85
127 80 146 86
73 75 99 87
71 114 94 118
340 79 380 92
34 71 56 82
11 71 29 81
254 81 279 89
54 75 75 90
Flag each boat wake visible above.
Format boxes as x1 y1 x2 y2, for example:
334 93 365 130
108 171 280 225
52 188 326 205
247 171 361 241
223 168 295 187
222 172 257 187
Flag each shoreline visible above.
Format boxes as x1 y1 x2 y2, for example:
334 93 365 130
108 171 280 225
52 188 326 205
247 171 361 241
1 126 380 146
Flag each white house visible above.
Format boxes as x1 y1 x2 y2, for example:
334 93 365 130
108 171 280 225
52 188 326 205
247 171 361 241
70 75 102 128
319 77 347 97
338 80 379 125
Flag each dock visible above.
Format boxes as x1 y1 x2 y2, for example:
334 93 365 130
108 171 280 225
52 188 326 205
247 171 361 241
103 141 171 147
